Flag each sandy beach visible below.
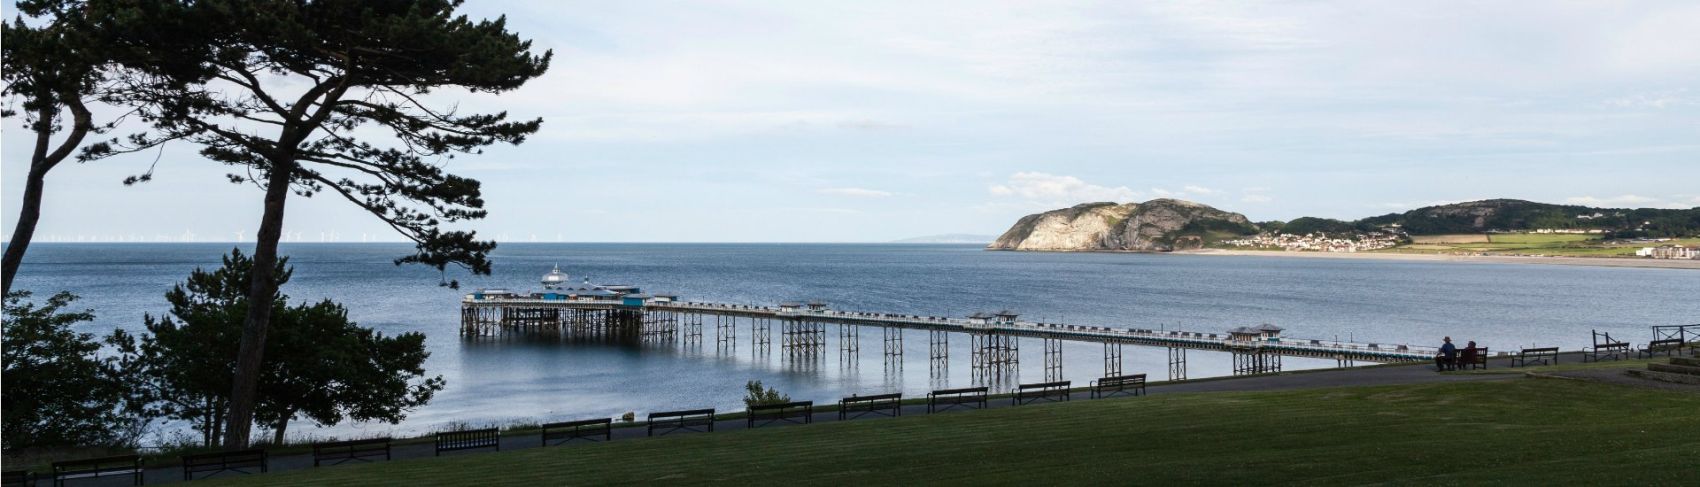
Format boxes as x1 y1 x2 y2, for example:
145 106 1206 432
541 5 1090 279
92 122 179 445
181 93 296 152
1179 249 1700 270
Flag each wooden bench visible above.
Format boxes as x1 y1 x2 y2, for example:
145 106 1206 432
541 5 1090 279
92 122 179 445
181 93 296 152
1459 347 1489 370
1013 380 1071 405
3 470 29 487
747 401 814 428
313 437 391 467
1090 374 1147 399
1511 347 1559 367
838 393 902 420
436 428 500 456
181 448 267 481
1641 339 1685 358
51 455 141 486
541 418 612 446
1584 330 1631 363
927 386 987 413
648 408 715 436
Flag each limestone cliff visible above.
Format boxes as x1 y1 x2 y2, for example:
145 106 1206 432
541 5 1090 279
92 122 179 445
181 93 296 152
987 199 1256 252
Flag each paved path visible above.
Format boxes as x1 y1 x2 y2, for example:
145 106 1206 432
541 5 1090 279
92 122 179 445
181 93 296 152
43 352 1582 485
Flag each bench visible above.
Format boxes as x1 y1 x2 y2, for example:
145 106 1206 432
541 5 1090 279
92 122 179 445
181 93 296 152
1585 342 1630 362
181 448 267 481
541 418 612 446
3 470 29 487
648 408 715 436
1460 347 1489 370
1641 339 1685 358
1584 330 1631 363
1090 374 1147 399
838 393 902 420
313 437 391 467
51 455 141 486
436 428 500 456
747 401 814 428
1511 347 1559 367
927 386 988 413
1013 380 1071 405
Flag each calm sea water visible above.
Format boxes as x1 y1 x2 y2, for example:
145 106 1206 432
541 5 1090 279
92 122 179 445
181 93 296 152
9 243 1699 441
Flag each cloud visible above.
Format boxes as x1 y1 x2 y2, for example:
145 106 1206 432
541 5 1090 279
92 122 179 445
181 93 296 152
1183 185 1219 195
1240 194 1273 203
988 172 1139 203
819 187 894 198
1604 89 1693 109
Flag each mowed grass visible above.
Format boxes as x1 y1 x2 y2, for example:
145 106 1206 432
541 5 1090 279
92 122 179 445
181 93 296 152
1485 233 1598 244
212 378 1700 486
1383 233 1661 257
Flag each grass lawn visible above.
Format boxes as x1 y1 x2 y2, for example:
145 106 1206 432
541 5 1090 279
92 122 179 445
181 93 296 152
1485 233 1599 244
1380 232 1671 257
211 378 1700 486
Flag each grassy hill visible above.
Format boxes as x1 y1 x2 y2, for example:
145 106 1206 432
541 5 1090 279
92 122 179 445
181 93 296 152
211 377 1700 485
1358 199 1700 237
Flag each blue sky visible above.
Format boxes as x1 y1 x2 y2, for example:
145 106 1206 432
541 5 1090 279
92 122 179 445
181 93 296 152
5 1 1699 243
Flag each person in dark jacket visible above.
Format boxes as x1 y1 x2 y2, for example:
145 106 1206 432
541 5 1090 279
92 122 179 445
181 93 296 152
1436 336 1458 371
1458 341 1480 369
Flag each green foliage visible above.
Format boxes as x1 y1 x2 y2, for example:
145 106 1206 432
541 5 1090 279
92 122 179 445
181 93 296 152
1359 199 1700 237
742 380 790 409
86 0 555 286
1 291 144 450
113 249 445 447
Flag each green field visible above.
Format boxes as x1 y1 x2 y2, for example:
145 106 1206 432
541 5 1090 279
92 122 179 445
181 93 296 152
1379 233 1700 258
211 378 1700 486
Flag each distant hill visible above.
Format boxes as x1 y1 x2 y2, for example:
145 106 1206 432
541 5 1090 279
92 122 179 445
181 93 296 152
1359 199 1700 237
891 234 997 244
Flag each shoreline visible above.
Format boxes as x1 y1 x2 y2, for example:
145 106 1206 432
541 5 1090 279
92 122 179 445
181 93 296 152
1175 249 1700 270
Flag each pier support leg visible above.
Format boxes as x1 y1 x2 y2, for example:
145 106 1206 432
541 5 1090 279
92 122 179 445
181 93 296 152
754 317 772 350
1168 346 1188 381
882 326 903 362
1232 350 1281 375
928 330 948 378
1104 342 1123 377
682 313 702 346
1043 338 1063 382
781 319 820 358
971 333 1019 386
839 324 859 362
716 315 736 352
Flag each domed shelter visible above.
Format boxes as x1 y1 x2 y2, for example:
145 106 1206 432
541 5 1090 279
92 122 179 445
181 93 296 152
541 265 570 289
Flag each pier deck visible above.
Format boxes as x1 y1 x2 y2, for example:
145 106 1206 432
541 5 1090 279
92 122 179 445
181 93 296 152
460 297 1439 364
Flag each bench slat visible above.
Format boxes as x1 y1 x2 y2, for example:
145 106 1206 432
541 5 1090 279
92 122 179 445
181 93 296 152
648 408 716 436
1013 381 1072 405
313 438 392 467
542 418 613 445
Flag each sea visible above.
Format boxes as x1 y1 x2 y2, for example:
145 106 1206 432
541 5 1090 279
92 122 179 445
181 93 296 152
9 243 1699 442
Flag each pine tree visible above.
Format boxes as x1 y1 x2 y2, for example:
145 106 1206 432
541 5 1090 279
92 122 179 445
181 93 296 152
88 0 550 448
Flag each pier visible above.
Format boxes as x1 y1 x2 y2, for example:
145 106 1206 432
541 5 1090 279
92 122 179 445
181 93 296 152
462 273 1439 381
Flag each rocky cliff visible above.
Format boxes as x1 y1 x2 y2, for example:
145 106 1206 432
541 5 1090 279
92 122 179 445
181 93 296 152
987 199 1256 252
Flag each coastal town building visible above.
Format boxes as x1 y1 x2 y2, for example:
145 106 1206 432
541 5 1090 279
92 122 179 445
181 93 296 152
1221 232 1401 253
1636 245 1699 260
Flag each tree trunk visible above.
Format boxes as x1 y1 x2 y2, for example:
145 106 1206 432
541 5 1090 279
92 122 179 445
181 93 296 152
2 166 48 296
221 159 295 450
272 416 290 445
2 101 90 296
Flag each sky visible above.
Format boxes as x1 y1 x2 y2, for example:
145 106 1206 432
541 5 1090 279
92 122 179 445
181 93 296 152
4 1 1700 243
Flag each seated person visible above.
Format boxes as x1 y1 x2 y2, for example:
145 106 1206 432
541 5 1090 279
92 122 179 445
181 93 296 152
1435 336 1458 371
1458 341 1479 368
